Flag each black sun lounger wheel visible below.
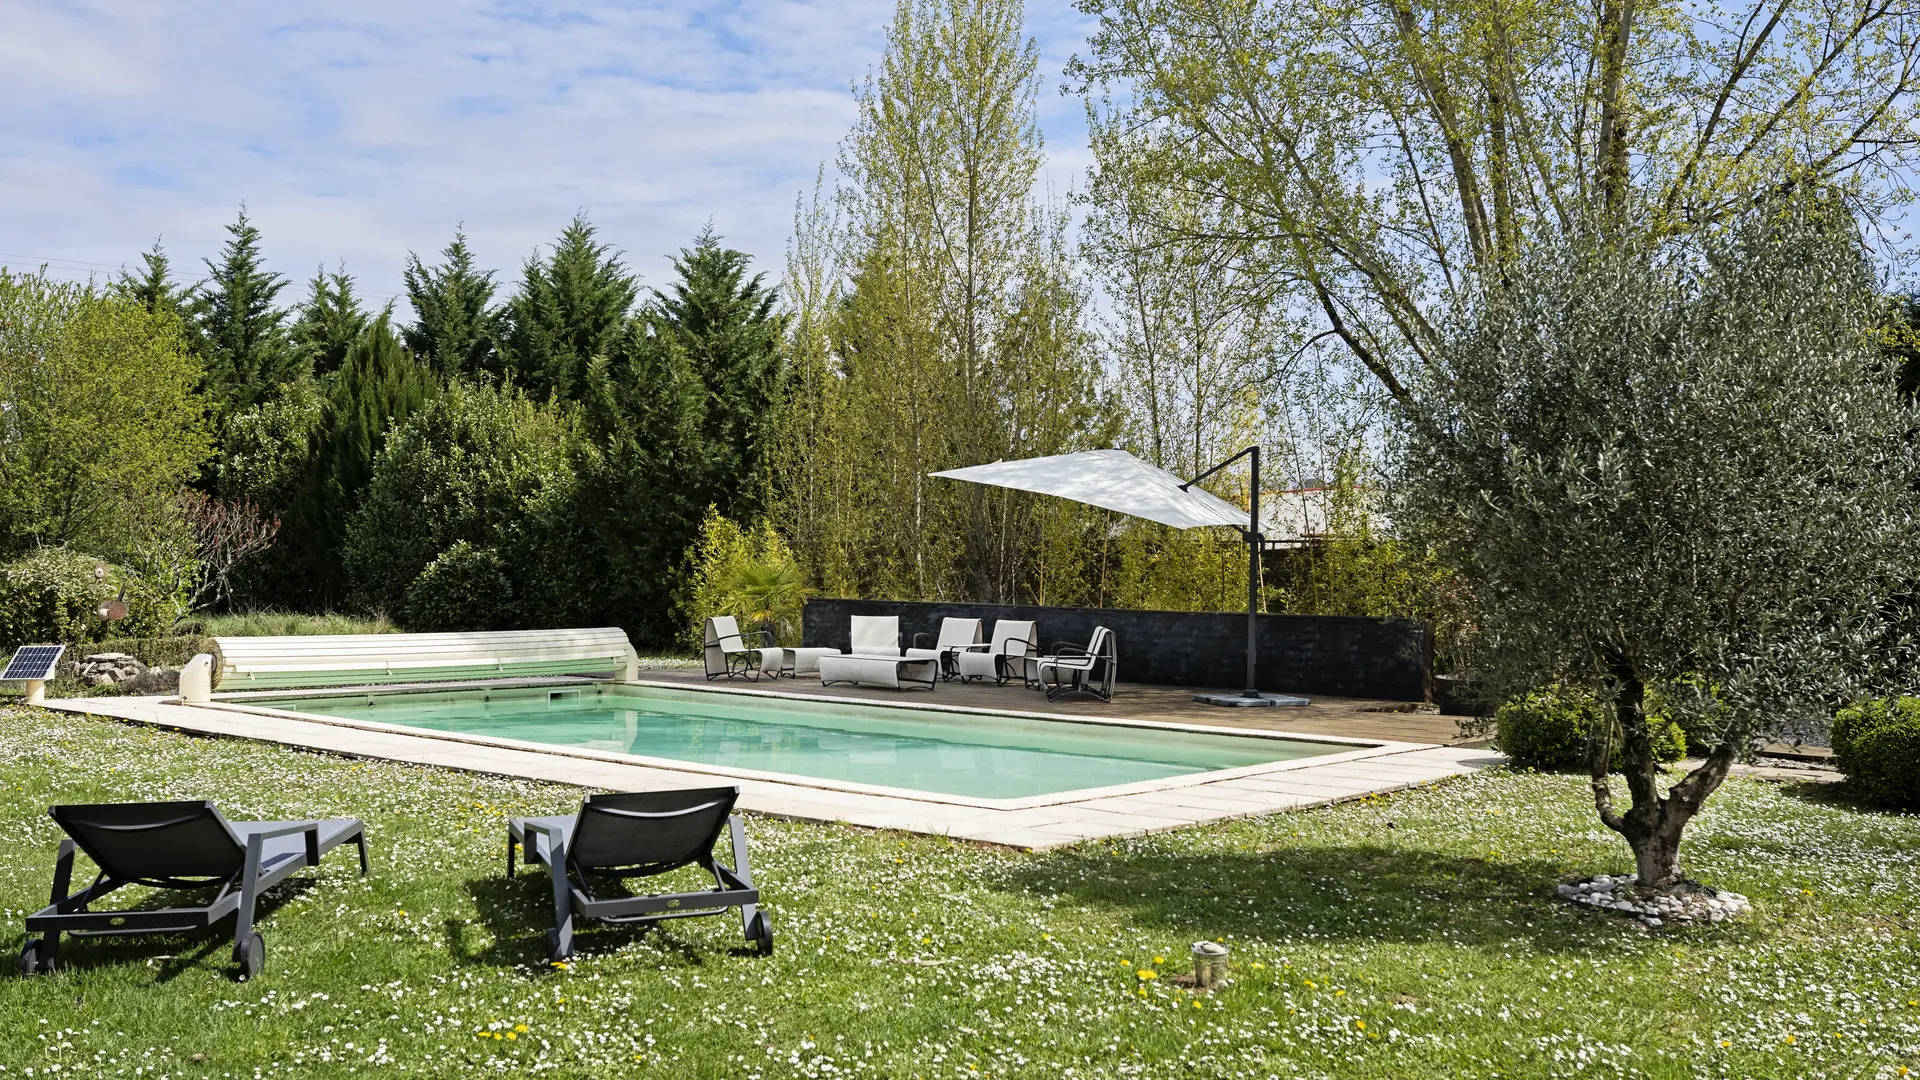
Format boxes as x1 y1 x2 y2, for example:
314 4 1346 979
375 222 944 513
17 801 368 980
508 787 769 962
236 931 265 980
19 938 55 976
747 910 774 956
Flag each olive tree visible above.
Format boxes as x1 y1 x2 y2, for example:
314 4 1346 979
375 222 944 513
1397 199 1920 887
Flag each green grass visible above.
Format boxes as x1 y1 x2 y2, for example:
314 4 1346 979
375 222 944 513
201 611 399 637
1 707 1916 1079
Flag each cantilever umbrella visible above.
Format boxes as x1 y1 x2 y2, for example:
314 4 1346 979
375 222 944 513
930 448 1302 706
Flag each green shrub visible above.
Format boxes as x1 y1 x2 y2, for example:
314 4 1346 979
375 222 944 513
0 548 113 648
678 508 809 652
402 542 512 632
343 379 584 623
1495 686 1686 770
1832 698 1920 809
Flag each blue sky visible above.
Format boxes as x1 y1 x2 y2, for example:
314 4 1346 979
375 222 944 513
0 0 1097 310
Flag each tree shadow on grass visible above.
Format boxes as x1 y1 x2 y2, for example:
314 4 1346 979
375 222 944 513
997 843 1739 952
11 875 324 983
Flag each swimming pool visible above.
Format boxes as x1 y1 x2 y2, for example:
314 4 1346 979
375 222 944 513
250 683 1354 800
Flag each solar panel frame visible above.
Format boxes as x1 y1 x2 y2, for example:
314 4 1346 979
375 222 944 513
3 644 66 682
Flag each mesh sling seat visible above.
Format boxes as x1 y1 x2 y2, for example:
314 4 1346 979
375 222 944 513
508 787 771 961
1034 626 1117 702
954 620 1038 686
20 801 369 979
703 615 775 681
905 617 984 680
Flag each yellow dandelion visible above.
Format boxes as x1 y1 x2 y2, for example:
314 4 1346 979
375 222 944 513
1192 1000 1203 1009
1719 1040 1731 1048
1305 979 1317 989
1252 962 1265 970
1137 969 1158 981
551 961 569 970
515 1024 528 1033
505 1032 517 1041
1785 1035 1796 1045
398 910 408 917
1335 989 1347 997
1153 955 1165 964
1355 1020 1365 1030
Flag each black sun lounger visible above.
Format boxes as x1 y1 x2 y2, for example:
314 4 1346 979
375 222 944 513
19 801 369 979
508 787 771 961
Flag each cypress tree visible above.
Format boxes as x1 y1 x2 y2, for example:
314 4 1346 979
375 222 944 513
649 225 788 522
113 239 188 321
290 265 371 379
497 214 638 401
282 313 437 608
403 230 500 378
192 208 301 410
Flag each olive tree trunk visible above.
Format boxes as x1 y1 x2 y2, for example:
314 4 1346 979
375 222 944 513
1591 662 1739 888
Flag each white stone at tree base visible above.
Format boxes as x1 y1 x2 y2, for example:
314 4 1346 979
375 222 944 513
1558 873 1750 926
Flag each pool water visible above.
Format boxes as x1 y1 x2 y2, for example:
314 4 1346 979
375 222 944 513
256 684 1350 799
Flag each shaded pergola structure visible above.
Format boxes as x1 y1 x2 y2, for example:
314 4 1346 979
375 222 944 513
931 447 1305 707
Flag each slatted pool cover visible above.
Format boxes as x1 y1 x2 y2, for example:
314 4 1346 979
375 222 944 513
2 644 65 682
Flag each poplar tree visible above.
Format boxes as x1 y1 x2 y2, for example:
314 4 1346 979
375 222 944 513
1072 0 1920 405
403 230 500 378
783 0 1101 604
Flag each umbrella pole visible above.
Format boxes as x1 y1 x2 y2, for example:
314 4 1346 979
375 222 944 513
1244 445 1260 698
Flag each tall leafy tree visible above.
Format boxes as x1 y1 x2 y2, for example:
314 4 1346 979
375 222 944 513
1072 0 1920 405
1398 197 1920 888
403 230 500 378
496 215 639 401
192 208 301 410
0 272 212 556
113 239 189 322
290 265 371 379
280 314 437 608
778 0 1101 603
649 225 788 522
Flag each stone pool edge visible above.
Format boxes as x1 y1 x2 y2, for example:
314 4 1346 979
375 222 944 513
40 694 1504 850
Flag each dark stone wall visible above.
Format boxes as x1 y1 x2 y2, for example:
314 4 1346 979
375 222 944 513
802 598 1431 701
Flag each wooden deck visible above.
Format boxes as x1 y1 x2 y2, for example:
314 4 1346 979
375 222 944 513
642 668 1480 746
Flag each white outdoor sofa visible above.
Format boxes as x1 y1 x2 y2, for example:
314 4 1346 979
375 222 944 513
179 627 640 702
814 614 939 690
818 653 939 691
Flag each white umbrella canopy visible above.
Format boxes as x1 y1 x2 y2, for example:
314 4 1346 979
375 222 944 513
930 449 1251 532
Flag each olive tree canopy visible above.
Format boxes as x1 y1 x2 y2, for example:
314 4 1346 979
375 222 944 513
1396 198 1920 886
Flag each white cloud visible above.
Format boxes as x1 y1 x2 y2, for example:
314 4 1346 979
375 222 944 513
0 0 1094 307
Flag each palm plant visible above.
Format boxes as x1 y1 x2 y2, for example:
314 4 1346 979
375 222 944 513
721 559 810 645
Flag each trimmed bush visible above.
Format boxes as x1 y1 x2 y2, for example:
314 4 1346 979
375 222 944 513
1832 698 1920 810
402 542 512 633
0 548 113 648
1495 686 1686 770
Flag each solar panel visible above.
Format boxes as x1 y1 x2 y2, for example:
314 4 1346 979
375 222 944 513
2 644 66 682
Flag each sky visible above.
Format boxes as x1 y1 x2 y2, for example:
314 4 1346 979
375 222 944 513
0 0 1099 311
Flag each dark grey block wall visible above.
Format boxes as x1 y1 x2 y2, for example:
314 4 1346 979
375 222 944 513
802 598 1431 701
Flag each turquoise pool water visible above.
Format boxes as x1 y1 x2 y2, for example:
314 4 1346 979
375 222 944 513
258 684 1349 799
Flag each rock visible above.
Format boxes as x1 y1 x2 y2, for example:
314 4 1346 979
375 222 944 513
88 672 115 687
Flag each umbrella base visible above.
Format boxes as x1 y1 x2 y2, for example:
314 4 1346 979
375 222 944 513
1192 691 1310 708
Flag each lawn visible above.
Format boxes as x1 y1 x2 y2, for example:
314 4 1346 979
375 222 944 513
1 707 1915 1079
